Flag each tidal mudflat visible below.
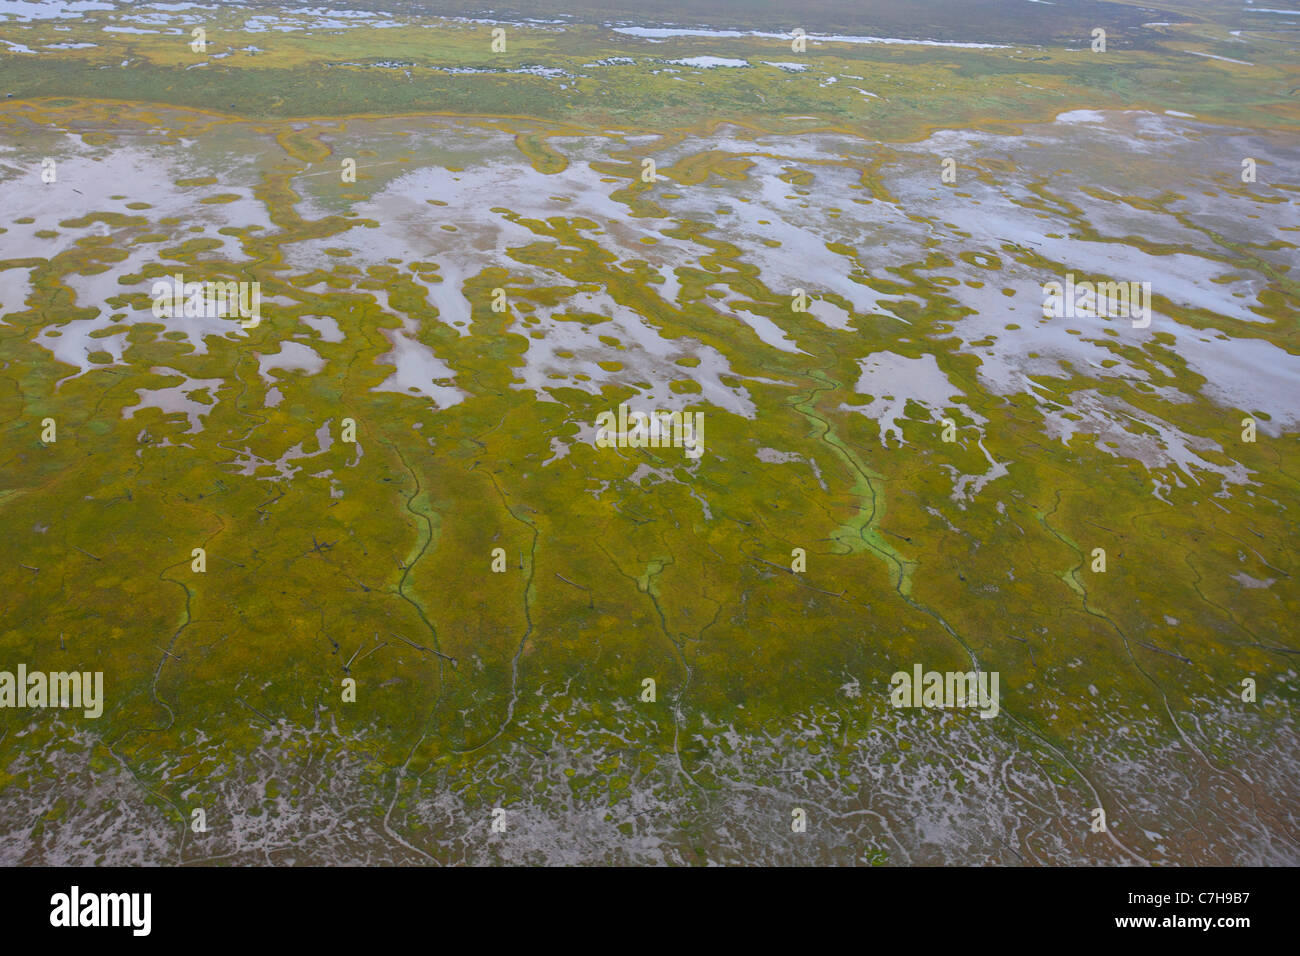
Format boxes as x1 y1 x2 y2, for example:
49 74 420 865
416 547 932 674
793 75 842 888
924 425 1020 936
0 0 1296 865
